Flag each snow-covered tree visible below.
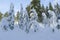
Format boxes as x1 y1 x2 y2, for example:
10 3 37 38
48 10 58 32
7 3 14 30
31 0 43 22
29 8 38 32
54 3 60 30
24 10 30 33
18 4 24 30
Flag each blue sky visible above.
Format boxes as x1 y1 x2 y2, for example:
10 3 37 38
0 0 31 13
0 0 60 13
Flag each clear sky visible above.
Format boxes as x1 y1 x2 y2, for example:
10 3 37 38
0 0 31 13
0 0 60 13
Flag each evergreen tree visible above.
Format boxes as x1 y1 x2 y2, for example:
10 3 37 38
14 11 20 25
54 3 60 15
49 2 53 11
41 4 45 12
31 0 43 22
54 3 60 30
0 12 3 21
16 11 20 21
26 5 31 18
24 10 30 33
4 12 9 17
45 6 50 18
18 4 24 30
56 25 60 30
7 3 14 30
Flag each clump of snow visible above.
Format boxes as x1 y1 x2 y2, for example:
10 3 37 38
48 10 58 28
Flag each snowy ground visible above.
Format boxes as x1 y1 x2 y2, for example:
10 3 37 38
0 23 60 40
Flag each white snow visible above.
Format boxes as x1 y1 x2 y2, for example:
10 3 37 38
48 10 58 28
0 24 60 40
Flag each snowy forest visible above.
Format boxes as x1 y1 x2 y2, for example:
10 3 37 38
0 0 60 40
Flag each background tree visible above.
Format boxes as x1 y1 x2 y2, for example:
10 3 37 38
26 5 31 18
30 0 43 22
49 2 53 11
41 4 45 12
16 11 20 21
4 12 9 17
0 12 3 21
45 6 49 18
